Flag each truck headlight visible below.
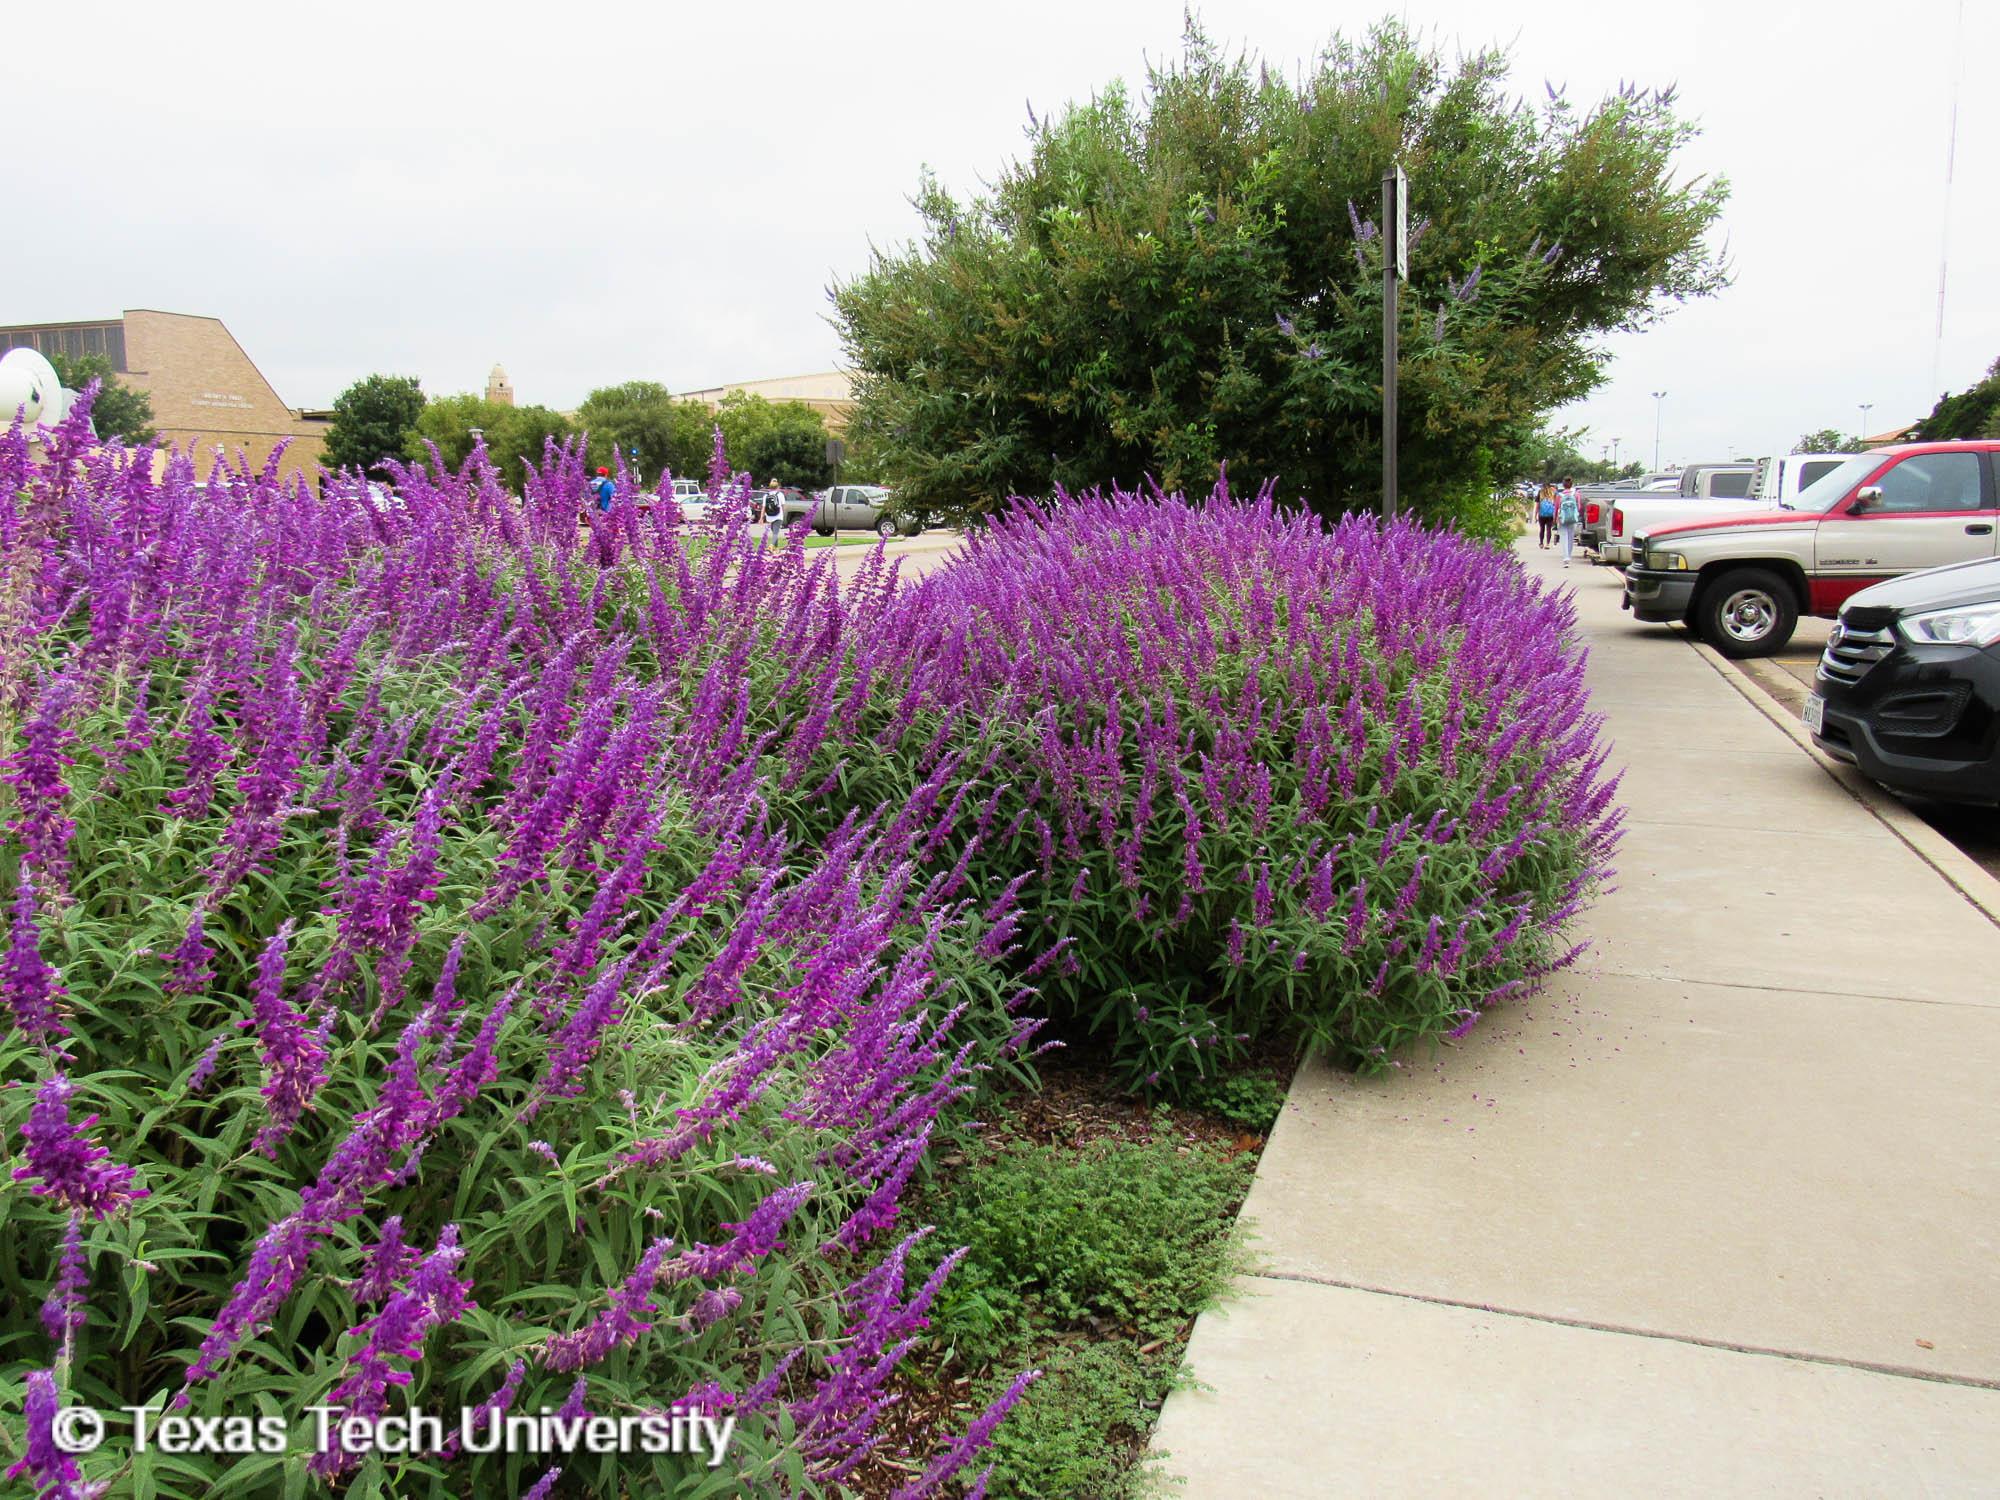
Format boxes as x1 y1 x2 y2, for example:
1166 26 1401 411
1646 550 1691 571
1900 603 2000 648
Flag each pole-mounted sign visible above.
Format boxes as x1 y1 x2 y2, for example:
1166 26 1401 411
1382 163 1408 520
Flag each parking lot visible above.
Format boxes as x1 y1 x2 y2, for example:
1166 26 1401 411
1591 565 2000 883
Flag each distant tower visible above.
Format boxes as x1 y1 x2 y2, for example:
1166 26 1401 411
486 363 514 407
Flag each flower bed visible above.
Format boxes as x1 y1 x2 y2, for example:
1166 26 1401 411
2 405 1618 1496
1 416 1032 1497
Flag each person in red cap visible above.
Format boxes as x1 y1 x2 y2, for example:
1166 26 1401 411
592 466 616 513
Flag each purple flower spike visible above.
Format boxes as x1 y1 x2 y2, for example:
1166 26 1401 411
12 1074 147 1219
3 870 69 1044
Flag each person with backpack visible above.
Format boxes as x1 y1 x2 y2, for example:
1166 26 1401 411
592 466 616 514
1536 483 1557 548
1556 476 1582 567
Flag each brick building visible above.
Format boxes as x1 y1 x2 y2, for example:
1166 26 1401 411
676 370 855 433
0 309 328 475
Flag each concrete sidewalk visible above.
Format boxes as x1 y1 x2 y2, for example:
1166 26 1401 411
1151 541 2000 1496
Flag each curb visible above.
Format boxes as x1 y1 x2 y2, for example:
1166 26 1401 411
1689 635 2000 929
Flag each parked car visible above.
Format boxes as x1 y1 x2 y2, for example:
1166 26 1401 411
1676 462 1757 499
1750 452 1857 504
780 484 922 539
1594 453 1863 567
1622 442 2000 657
1808 555 2000 805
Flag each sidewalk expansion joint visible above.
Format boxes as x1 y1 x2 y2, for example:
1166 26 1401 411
1589 965 1999 1010
1242 1270 2000 1391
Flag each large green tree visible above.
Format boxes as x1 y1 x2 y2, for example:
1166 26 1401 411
409 393 576 483
1794 428 1854 454
576 381 716 483
49 352 156 445
324 374 426 476
834 19 1728 525
715 392 837 490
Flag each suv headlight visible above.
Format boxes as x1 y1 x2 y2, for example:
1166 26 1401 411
1900 603 2000 647
1645 549 1692 571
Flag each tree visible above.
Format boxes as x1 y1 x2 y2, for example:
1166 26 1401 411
409 393 577 483
1512 427 1642 484
1794 428 1854 454
324 374 426 476
1912 358 2000 442
495 405 578 480
576 381 715 484
716 393 837 489
834 19 1728 526
49 352 155 445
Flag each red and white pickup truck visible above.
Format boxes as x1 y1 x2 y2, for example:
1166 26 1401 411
1622 442 2000 656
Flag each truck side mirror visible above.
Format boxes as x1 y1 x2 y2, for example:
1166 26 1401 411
1851 485 1884 513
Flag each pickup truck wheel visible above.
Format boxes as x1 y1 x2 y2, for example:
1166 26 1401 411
1699 568 1797 658
875 516 898 540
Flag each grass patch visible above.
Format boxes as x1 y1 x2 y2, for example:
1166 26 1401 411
866 1063 1265 1500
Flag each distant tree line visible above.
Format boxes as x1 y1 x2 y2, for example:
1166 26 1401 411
322 374 855 490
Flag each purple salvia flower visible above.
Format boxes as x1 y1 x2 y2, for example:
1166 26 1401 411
41 1211 88 1354
542 1236 679 1373
1 678 78 890
3 869 68 1043
348 1215 419 1304
163 905 215 997
245 922 326 1156
687 1286 742 1331
310 1225 474 1477
12 1074 147 1219
4 1369 85 1497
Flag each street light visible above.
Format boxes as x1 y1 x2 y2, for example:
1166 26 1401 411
1651 391 1668 470
1858 403 1873 446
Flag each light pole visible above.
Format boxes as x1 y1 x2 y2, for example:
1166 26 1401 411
1651 390 1668 470
1612 436 1621 470
1858 403 1873 446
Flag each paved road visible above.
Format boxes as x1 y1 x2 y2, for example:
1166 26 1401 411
1152 541 2000 1496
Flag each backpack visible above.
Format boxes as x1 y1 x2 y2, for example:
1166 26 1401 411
1558 492 1580 526
1538 496 1555 518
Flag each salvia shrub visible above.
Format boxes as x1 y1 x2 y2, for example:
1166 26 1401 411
2 393 1617 1495
0 406 1037 1497
866 484 1622 1087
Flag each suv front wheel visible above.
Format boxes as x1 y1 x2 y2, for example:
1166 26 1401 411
1698 567 1798 658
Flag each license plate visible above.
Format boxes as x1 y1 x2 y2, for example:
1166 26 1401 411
1802 693 1825 734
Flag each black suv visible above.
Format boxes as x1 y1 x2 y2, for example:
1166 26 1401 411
1809 557 2000 804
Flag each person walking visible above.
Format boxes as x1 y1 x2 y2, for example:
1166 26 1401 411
1536 483 1557 548
592 466 616 514
1556 476 1582 568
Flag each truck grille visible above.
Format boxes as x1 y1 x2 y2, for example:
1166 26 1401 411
1818 623 1894 684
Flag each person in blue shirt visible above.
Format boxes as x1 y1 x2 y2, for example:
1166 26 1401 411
592 466 616 513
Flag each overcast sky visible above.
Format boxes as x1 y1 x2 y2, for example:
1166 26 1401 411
6 0 1990 469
